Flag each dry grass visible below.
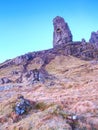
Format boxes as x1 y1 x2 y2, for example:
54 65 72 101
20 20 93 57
1 55 98 129
0 65 22 78
45 55 88 76
0 98 17 116
27 57 44 71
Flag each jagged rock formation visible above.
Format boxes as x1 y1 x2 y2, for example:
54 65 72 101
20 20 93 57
89 31 98 48
53 16 72 47
89 31 98 43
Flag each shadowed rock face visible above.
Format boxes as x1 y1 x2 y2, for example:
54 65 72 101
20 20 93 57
53 16 72 47
0 77 12 84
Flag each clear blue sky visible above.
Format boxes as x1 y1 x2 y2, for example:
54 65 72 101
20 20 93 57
0 0 98 63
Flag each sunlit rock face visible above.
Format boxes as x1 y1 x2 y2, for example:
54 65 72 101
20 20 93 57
53 16 72 47
89 31 98 48
89 31 98 43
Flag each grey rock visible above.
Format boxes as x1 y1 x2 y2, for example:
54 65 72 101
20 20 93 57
81 38 86 44
29 68 54 84
14 56 24 65
15 96 31 115
89 31 98 48
14 53 33 65
25 53 33 61
0 85 15 91
31 69 40 84
0 77 12 84
11 70 19 75
0 78 4 84
3 77 12 83
53 16 72 47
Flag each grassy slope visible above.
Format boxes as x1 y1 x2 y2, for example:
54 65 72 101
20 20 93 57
0 55 98 129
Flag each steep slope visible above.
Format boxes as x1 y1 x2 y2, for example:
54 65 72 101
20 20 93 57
0 44 98 130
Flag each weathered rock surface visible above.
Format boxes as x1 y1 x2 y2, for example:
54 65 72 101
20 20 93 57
89 31 98 44
0 77 12 84
14 54 32 65
53 16 72 47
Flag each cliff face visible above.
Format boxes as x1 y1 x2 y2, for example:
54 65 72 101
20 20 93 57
0 16 98 130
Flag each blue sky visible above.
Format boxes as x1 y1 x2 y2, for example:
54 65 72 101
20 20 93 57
0 0 98 63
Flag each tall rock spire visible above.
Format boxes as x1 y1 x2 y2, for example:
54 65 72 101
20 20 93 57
53 16 72 47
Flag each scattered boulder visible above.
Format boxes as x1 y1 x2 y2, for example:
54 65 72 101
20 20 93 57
53 16 72 47
14 95 32 116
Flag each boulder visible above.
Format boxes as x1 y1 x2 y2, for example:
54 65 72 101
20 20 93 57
53 16 72 47
14 95 32 115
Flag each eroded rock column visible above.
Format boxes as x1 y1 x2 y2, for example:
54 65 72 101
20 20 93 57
53 16 72 47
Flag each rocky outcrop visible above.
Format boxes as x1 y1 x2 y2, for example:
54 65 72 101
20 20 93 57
89 31 98 48
14 53 33 65
53 16 72 47
53 42 98 60
81 38 86 44
24 68 55 84
0 77 12 84
14 95 32 116
1 42 98 73
89 31 98 43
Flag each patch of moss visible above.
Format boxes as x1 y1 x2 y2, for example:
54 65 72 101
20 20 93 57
35 102 48 111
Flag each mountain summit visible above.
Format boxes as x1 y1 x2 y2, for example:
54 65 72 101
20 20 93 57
0 16 98 130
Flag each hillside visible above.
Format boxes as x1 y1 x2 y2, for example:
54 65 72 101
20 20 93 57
0 42 98 130
0 16 98 130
